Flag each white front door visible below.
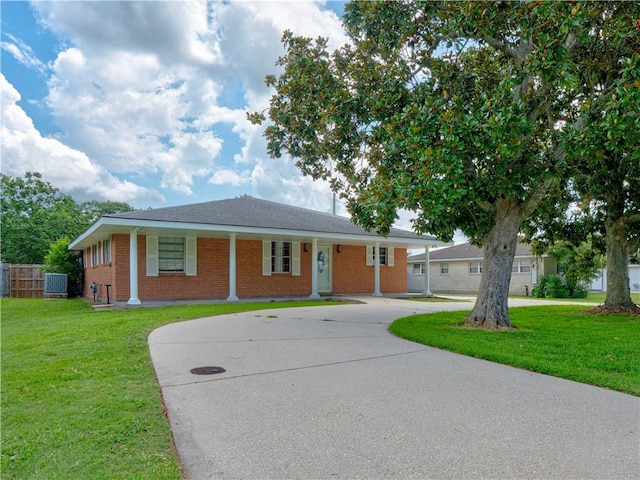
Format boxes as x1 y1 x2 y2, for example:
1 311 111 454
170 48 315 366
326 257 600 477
317 245 331 293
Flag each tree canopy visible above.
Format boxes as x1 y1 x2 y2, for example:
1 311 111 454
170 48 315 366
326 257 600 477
251 1 640 327
1 172 134 264
525 4 640 310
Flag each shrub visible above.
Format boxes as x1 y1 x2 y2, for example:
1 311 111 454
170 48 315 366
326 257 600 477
532 275 588 298
567 279 589 298
545 275 570 298
532 276 549 298
42 237 84 296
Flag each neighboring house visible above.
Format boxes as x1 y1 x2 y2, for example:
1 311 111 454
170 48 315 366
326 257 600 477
407 242 555 295
408 242 640 294
590 265 640 292
69 196 446 304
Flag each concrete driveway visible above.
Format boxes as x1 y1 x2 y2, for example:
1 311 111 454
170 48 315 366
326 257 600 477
148 296 639 479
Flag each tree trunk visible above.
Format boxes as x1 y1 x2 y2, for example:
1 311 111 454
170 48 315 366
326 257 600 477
604 217 637 309
465 198 522 329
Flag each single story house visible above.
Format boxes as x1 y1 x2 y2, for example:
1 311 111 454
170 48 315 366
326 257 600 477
69 196 447 304
407 242 555 296
589 265 640 292
408 242 640 295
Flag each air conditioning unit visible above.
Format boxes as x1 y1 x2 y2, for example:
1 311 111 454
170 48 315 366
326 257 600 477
44 273 68 294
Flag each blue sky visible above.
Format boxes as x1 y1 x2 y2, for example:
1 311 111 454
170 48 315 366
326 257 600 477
1 1 354 215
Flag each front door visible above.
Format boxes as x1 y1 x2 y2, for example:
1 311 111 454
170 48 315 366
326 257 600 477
317 245 332 293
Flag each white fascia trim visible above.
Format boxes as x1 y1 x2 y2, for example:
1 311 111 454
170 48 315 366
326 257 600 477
68 219 104 250
71 217 448 249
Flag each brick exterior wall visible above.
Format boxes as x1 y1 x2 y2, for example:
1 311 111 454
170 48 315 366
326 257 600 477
333 245 407 294
235 240 313 297
82 235 408 302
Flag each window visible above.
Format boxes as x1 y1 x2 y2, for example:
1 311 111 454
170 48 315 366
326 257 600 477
271 241 291 273
440 262 449 275
413 263 425 275
262 241 299 276
102 237 111 264
512 259 531 273
158 237 185 272
469 261 483 274
91 244 99 266
377 247 388 265
366 246 394 266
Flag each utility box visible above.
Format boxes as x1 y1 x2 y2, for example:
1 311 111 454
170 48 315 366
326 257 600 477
44 273 68 298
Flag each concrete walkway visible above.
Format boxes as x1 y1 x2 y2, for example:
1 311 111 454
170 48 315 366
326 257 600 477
148 296 639 479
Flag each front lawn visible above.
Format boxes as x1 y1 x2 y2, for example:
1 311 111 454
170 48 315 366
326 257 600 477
510 291 640 304
1 298 332 480
390 305 639 396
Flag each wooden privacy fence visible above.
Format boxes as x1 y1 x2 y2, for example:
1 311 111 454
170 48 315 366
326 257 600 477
1 264 45 298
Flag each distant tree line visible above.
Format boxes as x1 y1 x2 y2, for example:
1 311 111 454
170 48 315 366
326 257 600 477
1 172 134 265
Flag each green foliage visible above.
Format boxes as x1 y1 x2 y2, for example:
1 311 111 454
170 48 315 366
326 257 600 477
42 237 84 291
257 2 635 320
526 4 640 308
1 173 84 264
550 240 606 287
0 173 134 264
390 305 640 395
252 1 639 318
79 200 135 224
540 275 569 298
253 2 626 241
532 275 588 299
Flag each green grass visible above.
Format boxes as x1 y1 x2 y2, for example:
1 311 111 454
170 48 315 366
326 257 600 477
510 291 640 304
390 305 640 396
1 298 334 480
431 292 640 304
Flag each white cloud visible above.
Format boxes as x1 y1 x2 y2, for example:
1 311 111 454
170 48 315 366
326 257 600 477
1 33 46 73
45 46 226 192
6 1 350 214
209 168 251 187
34 1 221 66
0 74 162 206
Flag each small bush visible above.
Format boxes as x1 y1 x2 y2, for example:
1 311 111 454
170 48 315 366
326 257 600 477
532 276 548 298
567 280 589 298
546 275 570 298
42 237 84 296
532 275 588 299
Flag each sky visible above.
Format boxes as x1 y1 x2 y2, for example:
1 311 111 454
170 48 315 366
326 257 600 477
1 0 466 242
1 1 355 212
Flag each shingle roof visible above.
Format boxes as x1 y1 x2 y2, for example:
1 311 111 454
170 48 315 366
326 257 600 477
108 195 434 241
408 242 533 262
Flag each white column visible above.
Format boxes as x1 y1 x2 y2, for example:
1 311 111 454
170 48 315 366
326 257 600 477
423 245 433 297
373 241 382 296
227 233 239 301
128 227 141 305
309 238 320 299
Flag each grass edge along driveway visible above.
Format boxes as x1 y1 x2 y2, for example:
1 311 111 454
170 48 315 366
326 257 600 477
1 298 339 480
390 304 639 397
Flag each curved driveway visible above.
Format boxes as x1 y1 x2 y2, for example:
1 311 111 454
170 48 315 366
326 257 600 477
148 296 639 479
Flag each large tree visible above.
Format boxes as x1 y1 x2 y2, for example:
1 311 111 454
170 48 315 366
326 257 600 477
78 200 135 224
252 1 610 328
0 172 83 264
524 4 639 311
0 172 135 264
562 8 640 310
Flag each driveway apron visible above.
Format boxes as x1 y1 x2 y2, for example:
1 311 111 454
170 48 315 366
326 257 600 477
148 297 639 479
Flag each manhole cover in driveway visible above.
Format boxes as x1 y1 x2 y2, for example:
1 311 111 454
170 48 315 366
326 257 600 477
190 366 226 375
